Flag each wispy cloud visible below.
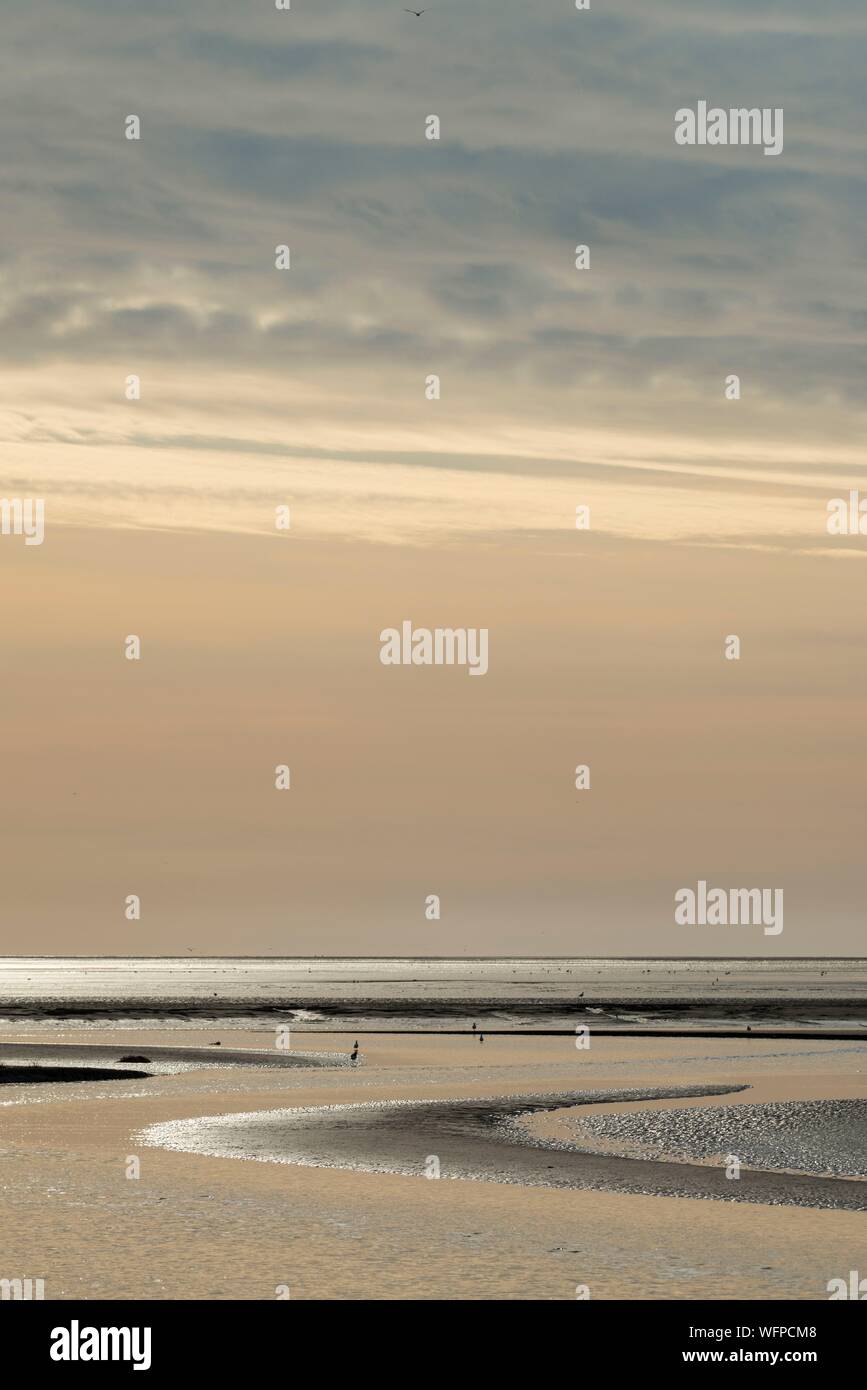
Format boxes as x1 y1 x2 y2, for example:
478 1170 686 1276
1 0 865 546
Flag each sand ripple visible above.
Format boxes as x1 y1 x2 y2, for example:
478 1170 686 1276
551 1098 867 1178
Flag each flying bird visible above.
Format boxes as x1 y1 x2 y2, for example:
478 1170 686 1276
405 8 426 15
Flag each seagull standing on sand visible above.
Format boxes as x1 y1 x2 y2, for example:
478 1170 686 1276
350 1041 359 1063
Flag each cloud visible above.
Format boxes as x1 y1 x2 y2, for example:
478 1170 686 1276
0 0 864 544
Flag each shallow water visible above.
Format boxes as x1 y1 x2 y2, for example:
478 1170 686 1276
139 1086 867 1212
1 957 865 1032
0 1065 150 1084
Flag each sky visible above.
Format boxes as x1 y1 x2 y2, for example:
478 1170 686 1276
1 0 865 955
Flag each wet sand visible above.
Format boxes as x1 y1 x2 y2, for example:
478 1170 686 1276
0 1040 348 1072
0 1065 151 1084
139 1086 866 1211
0 1029 865 1299
3 957 865 1034
541 1097 867 1179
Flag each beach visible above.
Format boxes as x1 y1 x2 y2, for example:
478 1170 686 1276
4 0 867 1334
1 1023 864 1300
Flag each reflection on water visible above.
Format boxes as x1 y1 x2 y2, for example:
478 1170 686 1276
0 957 864 1032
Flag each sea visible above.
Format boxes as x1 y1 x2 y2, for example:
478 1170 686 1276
0 957 864 1033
